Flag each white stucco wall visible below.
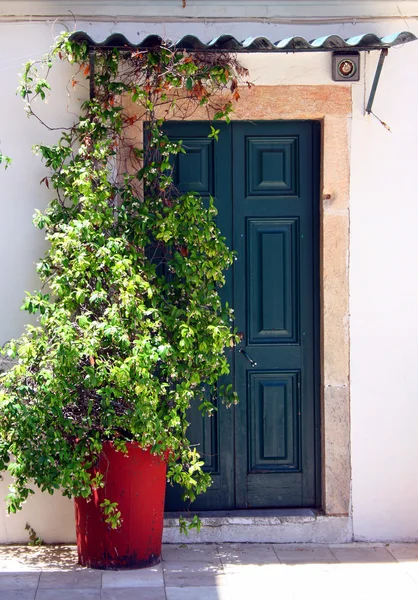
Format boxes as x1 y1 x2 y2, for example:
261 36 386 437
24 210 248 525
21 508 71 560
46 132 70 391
1 10 418 543
350 39 418 542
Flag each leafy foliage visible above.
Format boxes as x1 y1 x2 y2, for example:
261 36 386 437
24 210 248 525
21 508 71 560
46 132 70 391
0 150 11 169
0 33 248 528
25 522 44 546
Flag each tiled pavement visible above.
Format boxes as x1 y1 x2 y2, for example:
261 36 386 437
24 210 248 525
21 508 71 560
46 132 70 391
1 543 418 599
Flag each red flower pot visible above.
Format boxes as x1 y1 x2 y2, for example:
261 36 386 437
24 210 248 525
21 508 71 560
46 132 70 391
74 442 167 569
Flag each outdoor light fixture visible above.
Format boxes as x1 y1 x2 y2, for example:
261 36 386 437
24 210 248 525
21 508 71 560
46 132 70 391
332 52 360 81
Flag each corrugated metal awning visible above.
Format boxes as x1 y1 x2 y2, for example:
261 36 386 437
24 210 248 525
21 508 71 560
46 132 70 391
69 31 417 52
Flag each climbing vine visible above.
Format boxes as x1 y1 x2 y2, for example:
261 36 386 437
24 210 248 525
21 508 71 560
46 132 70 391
0 33 249 528
0 150 11 169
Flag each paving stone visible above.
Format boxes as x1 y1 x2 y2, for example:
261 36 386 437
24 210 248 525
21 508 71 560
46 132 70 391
0 591 36 600
301 561 417 599
330 567 418 600
387 543 418 561
101 588 166 600
384 552 418 586
273 544 337 564
228 584 299 600
163 561 224 574
35 590 101 600
403 566 418 586
329 545 396 563
224 563 291 584
2 543 418 600
0 572 40 589
0 546 79 572
163 561 226 587
226 564 306 599
0 560 40 573
162 543 220 563
273 564 368 600
217 543 278 566
102 565 164 588
39 570 102 588
166 587 232 600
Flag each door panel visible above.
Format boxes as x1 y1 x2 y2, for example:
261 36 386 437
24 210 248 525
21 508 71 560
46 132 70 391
173 137 214 195
247 218 299 344
163 120 320 511
233 122 318 508
248 371 300 471
246 136 299 197
163 122 234 511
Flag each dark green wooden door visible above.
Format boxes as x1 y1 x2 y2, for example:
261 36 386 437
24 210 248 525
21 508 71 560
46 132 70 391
163 121 320 510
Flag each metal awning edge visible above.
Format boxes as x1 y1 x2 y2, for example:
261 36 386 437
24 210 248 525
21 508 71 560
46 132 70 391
68 31 417 52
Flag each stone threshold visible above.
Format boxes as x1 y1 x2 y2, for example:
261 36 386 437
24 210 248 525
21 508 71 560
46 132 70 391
163 509 353 544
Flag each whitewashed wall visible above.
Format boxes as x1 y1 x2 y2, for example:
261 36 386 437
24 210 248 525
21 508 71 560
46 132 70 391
350 38 418 542
1 13 418 542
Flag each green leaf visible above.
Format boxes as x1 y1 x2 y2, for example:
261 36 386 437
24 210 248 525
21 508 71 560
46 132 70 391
208 126 220 141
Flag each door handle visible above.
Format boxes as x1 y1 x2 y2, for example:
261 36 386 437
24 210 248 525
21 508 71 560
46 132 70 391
239 348 257 368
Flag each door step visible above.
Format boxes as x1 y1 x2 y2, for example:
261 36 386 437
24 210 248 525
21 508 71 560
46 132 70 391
163 510 352 544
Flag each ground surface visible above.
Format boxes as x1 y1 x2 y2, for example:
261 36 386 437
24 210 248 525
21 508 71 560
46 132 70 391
0 542 418 599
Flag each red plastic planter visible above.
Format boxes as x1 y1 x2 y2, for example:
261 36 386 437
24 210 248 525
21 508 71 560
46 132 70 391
74 442 167 569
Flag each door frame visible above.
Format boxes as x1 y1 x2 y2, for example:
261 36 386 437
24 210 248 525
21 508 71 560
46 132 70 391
139 84 352 515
